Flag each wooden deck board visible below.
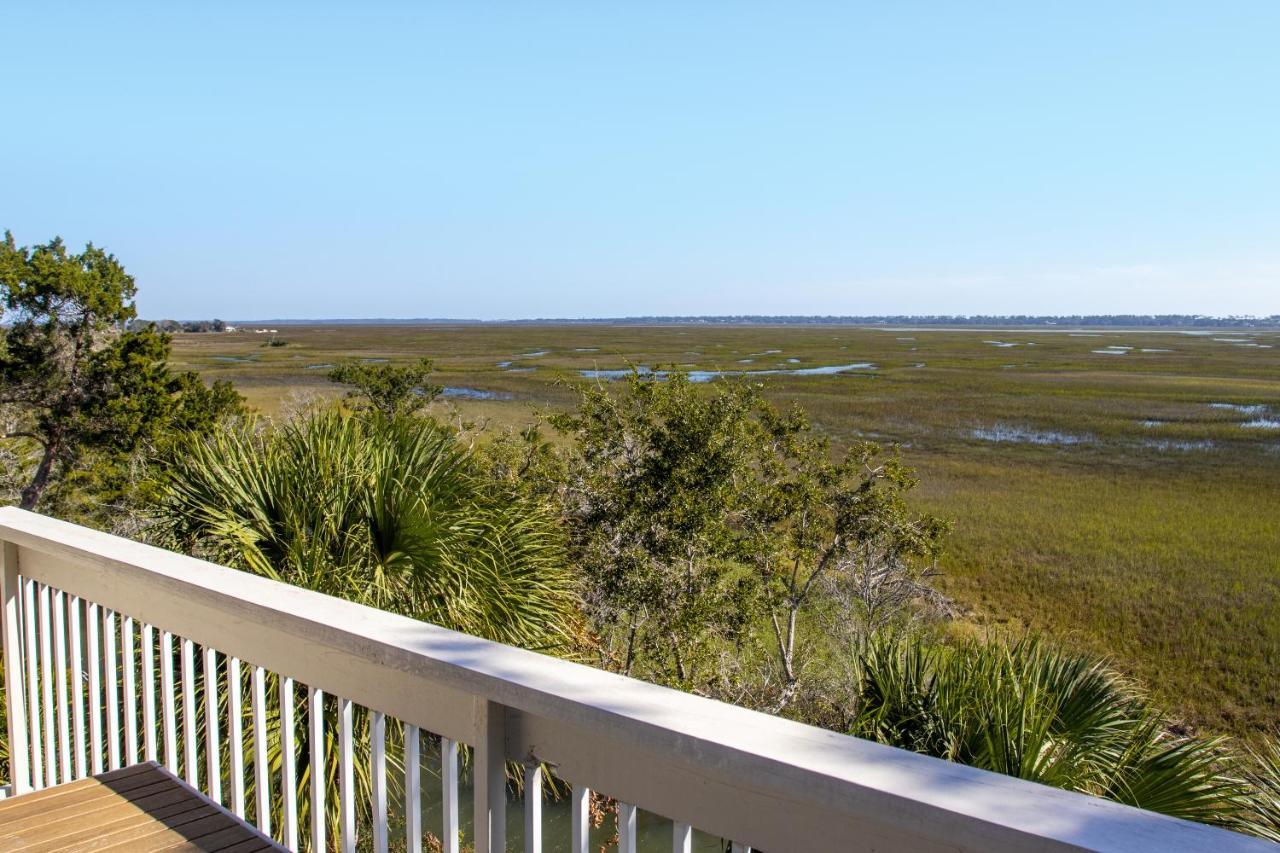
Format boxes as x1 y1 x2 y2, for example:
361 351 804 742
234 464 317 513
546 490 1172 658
0 762 282 852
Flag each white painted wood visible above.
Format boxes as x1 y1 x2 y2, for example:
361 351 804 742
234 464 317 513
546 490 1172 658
181 637 197 786
85 600 103 776
371 710 388 853
103 609 120 771
252 664 270 836
524 763 542 853
339 695 355 853
571 784 589 853
160 629 178 774
280 675 298 850
730 843 747 853
122 615 138 765
441 737 459 853
204 645 221 803
68 594 86 780
228 656 245 818
3 508 1272 853
618 802 637 853
52 589 71 784
405 723 421 853
672 821 692 853
474 699 506 853
308 686 326 853
37 583 56 786
1 542 31 795
142 623 157 762
21 579 43 787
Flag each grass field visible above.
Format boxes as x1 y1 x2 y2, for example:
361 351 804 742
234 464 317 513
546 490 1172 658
170 323 1280 736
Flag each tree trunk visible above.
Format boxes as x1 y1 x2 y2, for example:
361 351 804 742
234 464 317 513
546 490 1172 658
19 438 59 510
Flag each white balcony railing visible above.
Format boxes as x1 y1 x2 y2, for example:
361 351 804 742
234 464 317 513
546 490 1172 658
0 506 1270 852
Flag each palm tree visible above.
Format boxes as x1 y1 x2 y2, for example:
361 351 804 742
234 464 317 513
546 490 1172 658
155 407 580 847
850 633 1257 832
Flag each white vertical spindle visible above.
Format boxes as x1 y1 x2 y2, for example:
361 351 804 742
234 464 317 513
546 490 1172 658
122 616 138 765
104 609 121 771
86 601 103 776
673 821 692 853
339 696 355 853
280 676 297 850
524 763 542 853
571 785 589 853
1 542 32 795
204 646 221 803
38 584 56 787
252 665 271 836
229 657 245 818
68 595 86 780
405 724 421 853
730 843 748 853
309 687 325 853
372 710 387 853
52 589 70 784
618 803 637 853
181 638 197 786
22 580 43 787
441 737 459 853
142 623 157 763
160 630 178 774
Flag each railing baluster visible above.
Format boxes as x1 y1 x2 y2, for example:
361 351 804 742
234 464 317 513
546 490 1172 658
142 623 157 763
571 784 589 853
673 821 692 853
442 737 459 853
181 637 197 786
280 675 298 850
252 665 271 836
229 657 246 818
38 584 56 786
104 609 121 771
730 843 748 852
309 687 326 853
1 543 31 795
204 646 221 803
340 696 355 853
123 616 138 765
161 630 178 774
372 710 388 853
52 589 71 783
405 724 421 853
22 579 44 787
618 803 637 853
68 595 86 780
86 601 103 776
524 763 542 853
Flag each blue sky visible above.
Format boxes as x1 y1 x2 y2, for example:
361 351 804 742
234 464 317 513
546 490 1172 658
3 3 1278 319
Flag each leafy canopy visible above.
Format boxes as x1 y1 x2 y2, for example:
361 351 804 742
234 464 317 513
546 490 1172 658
0 231 242 514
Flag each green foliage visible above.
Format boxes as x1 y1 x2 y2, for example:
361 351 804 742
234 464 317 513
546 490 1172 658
0 231 243 516
158 406 578 650
850 633 1257 830
1242 735 1280 842
328 357 442 418
542 369 947 709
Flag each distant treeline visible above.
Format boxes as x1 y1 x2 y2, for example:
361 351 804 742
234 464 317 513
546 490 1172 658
208 314 1280 328
131 318 228 333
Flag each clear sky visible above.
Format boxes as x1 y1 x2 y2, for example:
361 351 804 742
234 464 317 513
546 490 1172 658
3 3 1278 319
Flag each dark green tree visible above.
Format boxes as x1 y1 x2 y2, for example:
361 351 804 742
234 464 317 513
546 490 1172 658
0 232 243 513
328 357 442 418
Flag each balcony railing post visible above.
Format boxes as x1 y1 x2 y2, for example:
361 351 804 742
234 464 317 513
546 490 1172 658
0 540 31 795
473 698 507 853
